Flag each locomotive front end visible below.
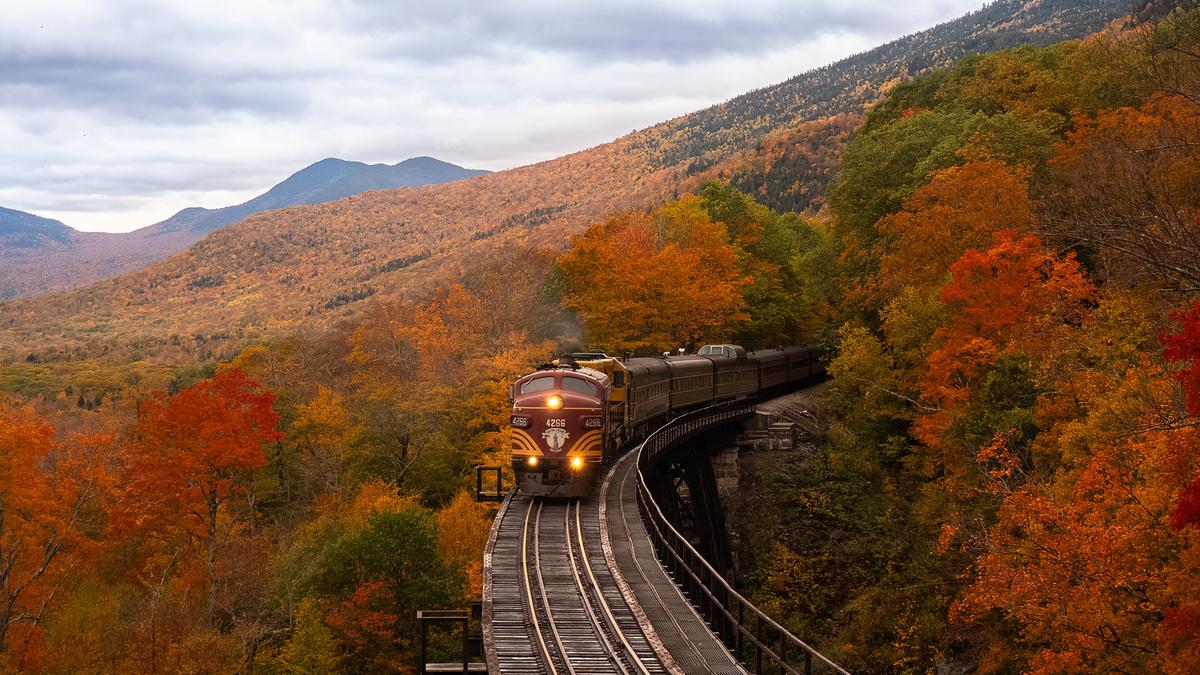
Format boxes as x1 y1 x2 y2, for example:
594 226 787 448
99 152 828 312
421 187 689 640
510 366 608 497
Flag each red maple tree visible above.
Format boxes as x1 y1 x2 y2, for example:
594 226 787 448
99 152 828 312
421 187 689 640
1163 301 1200 530
115 369 281 629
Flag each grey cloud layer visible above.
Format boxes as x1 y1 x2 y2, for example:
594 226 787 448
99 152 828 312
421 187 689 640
0 0 980 231
349 1 961 60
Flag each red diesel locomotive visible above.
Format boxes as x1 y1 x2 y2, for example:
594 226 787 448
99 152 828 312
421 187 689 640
510 345 824 497
510 365 610 497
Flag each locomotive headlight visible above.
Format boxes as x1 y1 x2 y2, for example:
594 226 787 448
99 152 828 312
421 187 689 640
527 456 539 467
570 456 584 470
510 415 530 428
547 394 563 410
583 416 603 429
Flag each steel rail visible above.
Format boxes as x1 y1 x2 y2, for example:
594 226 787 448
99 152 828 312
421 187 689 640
563 501 629 674
533 502 575 675
521 500 562 675
572 500 652 675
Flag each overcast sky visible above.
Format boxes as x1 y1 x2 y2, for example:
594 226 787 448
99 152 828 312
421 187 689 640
0 0 984 233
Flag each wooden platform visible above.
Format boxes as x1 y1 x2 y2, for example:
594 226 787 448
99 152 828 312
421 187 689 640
423 663 488 673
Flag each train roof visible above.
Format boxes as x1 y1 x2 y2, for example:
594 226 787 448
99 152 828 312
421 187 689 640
697 344 747 359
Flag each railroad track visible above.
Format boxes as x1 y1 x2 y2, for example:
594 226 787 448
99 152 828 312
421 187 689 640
489 492 665 674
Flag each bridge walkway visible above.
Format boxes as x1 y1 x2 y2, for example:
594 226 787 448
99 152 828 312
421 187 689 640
601 447 747 674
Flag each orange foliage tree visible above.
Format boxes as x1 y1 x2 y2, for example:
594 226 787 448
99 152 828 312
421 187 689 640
437 491 492 597
1043 95 1200 291
875 159 1034 298
916 230 1095 448
953 365 1200 674
557 200 749 353
114 369 281 630
348 280 554 484
0 401 111 660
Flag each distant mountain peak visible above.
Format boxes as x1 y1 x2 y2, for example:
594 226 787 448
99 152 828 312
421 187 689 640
143 156 490 238
0 206 75 248
398 155 456 166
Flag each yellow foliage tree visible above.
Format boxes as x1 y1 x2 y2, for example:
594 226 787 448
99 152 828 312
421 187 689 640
437 491 492 597
292 385 356 494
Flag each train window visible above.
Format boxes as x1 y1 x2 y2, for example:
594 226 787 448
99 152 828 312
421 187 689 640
613 371 625 387
561 377 597 397
520 377 554 394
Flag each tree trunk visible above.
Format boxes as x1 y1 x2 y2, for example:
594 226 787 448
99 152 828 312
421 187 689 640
206 495 219 630
149 605 158 675
244 634 259 675
0 600 10 652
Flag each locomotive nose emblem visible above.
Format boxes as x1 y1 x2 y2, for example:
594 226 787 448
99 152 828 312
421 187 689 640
541 427 570 451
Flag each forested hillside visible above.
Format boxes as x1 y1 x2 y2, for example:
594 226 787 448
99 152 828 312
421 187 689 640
730 10 1200 671
0 0 1135 366
693 114 863 215
0 157 486 300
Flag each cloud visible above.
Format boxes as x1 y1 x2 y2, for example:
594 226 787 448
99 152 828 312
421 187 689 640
0 0 982 232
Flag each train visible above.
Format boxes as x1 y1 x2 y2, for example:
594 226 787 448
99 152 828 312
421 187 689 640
509 344 825 497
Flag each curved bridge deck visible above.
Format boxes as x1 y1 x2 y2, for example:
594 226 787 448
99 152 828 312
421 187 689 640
485 397 848 674
484 449 744 674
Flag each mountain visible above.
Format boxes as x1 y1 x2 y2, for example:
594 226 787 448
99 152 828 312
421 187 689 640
144 156 490 238
0 0 1140 363
0 157 488 299
0 207 75 248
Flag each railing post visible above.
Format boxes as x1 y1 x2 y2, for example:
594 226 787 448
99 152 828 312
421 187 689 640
722 585 731 647
708 567 717 629
688 546 698 601
779 627 786 674
419 614 427 675
805 651 813 675
463 615 470 674
737 602 744 661
756 614 763 674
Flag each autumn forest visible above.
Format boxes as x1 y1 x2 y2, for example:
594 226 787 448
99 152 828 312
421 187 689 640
1 3 1199 674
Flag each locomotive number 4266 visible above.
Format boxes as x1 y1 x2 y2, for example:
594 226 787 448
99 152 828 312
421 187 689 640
546 418 567 428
